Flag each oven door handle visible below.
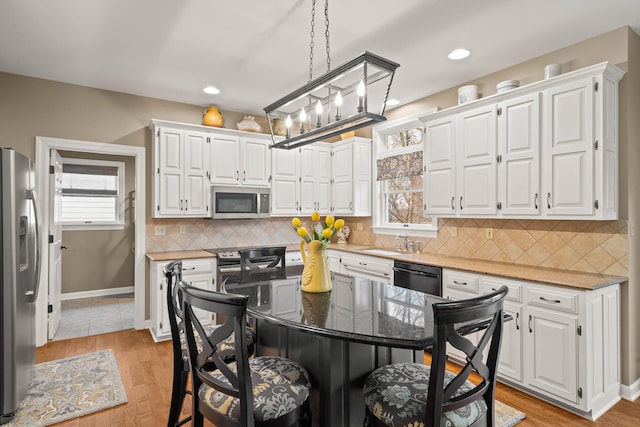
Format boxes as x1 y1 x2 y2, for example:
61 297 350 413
393 266 440 279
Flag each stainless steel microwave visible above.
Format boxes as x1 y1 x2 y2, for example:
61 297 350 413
211 186 270 219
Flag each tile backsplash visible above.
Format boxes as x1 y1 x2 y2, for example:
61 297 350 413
146 217 300 252
374 218 628 276
146 216 628 276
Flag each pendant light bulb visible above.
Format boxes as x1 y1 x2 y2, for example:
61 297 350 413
335 91 343 107
299 108 307 122
316 100 323 115
285 114 292 128
357 80 365 96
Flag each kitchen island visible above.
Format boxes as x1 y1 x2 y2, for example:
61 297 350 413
224 272 498 427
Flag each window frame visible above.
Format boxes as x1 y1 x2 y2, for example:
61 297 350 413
60 157 126 231
371 109 438 238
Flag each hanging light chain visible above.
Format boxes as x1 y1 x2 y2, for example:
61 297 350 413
309 0 316 83
324 0 330 72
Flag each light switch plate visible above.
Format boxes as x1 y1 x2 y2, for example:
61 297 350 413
155 225 166 236
179 225 187 234
485 228 494 239
450 226 457 237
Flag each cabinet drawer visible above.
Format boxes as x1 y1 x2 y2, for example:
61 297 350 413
526 286 578 314
341 255 392 276
480 278 522 302
443 270 479 294
182 259 215 275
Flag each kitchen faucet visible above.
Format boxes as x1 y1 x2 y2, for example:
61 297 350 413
396 233 409 251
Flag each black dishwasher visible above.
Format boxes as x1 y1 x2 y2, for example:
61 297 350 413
393 261 442 296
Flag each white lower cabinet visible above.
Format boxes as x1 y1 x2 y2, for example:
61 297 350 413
443 268 620 420
149 257 216 342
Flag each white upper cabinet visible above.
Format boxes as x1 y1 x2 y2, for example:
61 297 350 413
150 119 276 218
210 134 271 187
271 137 372 217
498 92 541 216
424 116 456 215
456 104 498 215
332 137 372 216
300 143 332 215
153 126 210 217
271 148 301 215
421 61 623 220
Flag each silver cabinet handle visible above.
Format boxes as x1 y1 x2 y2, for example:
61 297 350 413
236 170 239 181
547 192 551 209
349 201 353 210
180 200 184 210
185 200 188 211
528 315 533 333
459 196 463 210
243 171 246 181
515 312 520 330
453 280 467 286
540 297 561 304
451 196 455 210
534 193 538 209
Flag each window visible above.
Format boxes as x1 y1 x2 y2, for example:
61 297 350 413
61 158 125 230
372 110 438 237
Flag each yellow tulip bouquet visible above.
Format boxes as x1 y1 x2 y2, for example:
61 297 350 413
292 211 345 250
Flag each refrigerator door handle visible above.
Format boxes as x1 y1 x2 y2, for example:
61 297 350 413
27 189 42 302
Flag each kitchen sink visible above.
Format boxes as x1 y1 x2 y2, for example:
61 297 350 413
362 249 400 256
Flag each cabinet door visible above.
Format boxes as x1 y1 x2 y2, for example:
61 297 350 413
424 116 457 215
183 131 210 216
241 137 271 187
271 148 300 215
332 143 354 214
300 146 318 214
498 93 541 216
498 302 523 382
315 145 333 213
157 128 184 216
211 135 241 185
542 78 594 216
525 306 578 404
456 105 497 215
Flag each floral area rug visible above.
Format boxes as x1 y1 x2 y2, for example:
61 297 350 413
496 400 526 427
7 350 127 426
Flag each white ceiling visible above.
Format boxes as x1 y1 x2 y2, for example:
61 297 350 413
2 0 639 116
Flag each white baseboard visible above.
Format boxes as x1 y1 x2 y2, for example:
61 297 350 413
621 378 640 401
61 286 135 301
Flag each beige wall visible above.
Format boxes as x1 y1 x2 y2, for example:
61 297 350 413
58 151 136 294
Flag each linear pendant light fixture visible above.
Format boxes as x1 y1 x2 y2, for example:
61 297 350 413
264 0 399 150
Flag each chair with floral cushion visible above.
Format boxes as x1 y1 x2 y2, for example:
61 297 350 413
164 260 256 427
363 286 508 427
181 283 312 427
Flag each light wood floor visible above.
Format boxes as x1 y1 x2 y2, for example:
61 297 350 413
36 329 639 426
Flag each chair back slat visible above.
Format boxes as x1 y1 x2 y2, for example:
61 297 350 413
427 286 508 425
239 247 287 281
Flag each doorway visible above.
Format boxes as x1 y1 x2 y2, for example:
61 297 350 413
34 137 145 346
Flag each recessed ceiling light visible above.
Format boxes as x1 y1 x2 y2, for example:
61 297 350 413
203 86 220 95
386 98 400 106
448 48 470 60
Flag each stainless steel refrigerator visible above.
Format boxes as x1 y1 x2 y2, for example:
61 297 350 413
0 148 41 424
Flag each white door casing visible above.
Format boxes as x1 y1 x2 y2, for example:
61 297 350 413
47 150 63 339
34 137 145 347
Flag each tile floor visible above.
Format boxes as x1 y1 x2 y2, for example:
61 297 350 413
52 293 134 341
